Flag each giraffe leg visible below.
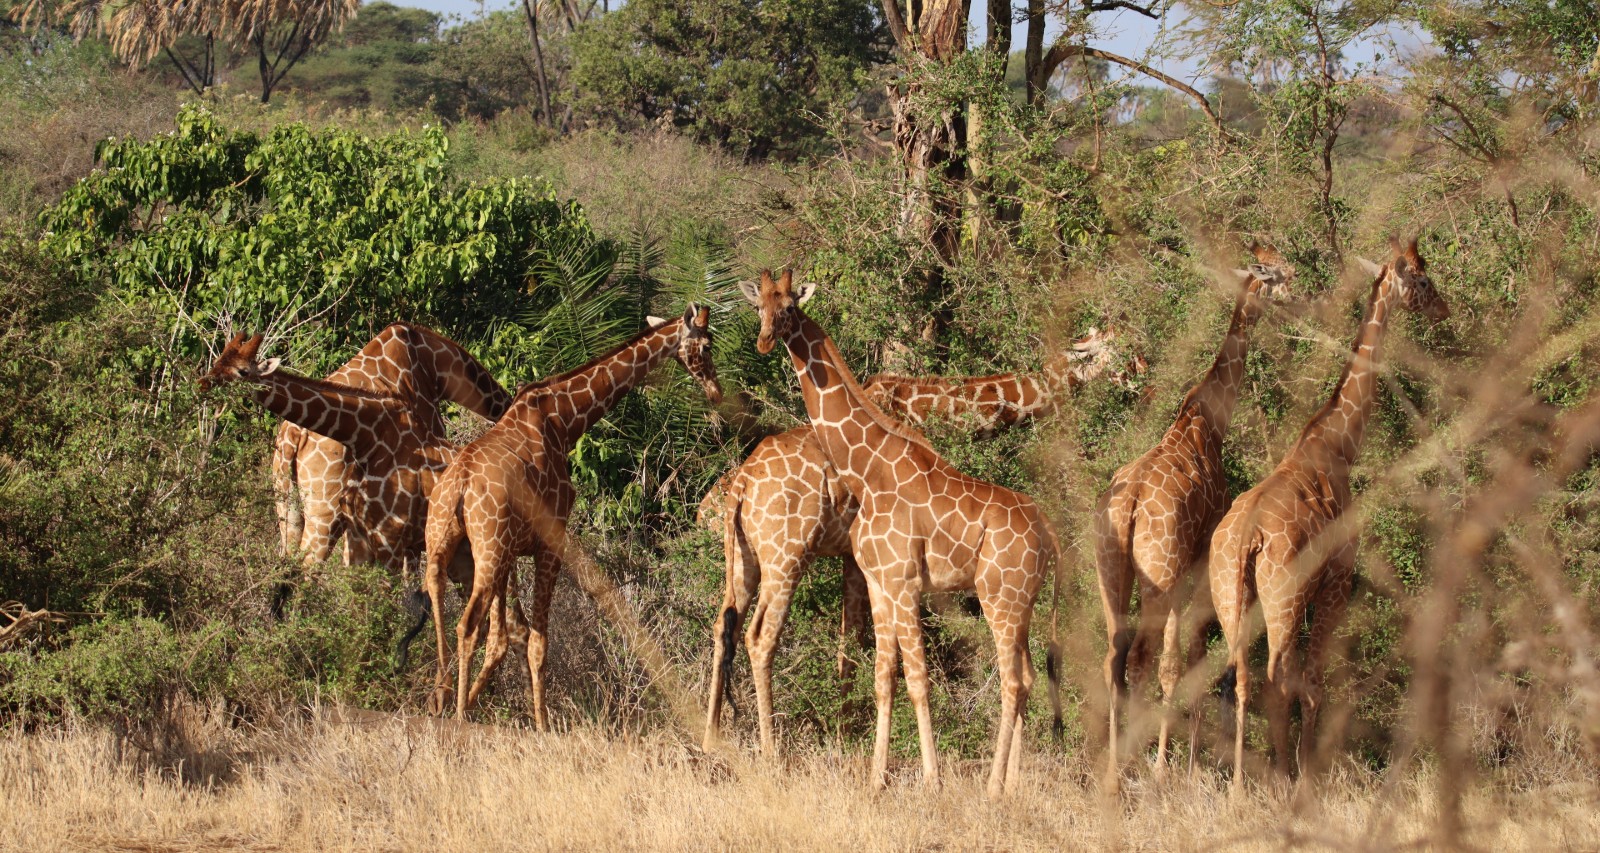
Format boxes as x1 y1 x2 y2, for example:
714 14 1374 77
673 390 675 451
1153 592 1185 777
704 515 758 751
454 569 497 720
748 568 800 757
462 593 511 712
837 555 870 685
1228 643 1250 797
423 530 462 716
865 583 899 790
1095 531 1136 794
1184 594 1217 779
836 555 871 740
993 627 1034 798
891 601 939 790
1263 613 1299 781
1300 555 1353 779
523 544 562 734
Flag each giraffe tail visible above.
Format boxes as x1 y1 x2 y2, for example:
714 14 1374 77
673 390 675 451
1046 524 1066 740
395 586 432 674
1217 534 1260 738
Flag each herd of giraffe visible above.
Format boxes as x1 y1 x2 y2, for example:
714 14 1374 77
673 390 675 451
199 236 1448 798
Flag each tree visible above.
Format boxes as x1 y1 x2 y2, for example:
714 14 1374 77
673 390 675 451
10 0 357 102
430 10 541 120
279 1 444 111
226 0 360 103
11 0 223 94
568 0 886 158
1178 0 1400 256
1409 0 1600 227
39 105 577 370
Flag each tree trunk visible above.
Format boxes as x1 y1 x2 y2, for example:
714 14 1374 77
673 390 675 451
256 34 275 103
521 0 556 127
1025 0 1045 105
967 0 1015 245
879 1 970 359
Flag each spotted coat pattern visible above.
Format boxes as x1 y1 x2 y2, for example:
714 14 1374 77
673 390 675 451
271 324 510 567
862 326 1122 435
424 307 722 728
745 270 1058 798
1209 239 1450 789
1094 246 1296 789
203 333 473 590
699 327 1125 756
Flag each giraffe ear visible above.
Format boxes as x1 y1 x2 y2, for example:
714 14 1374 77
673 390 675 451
739 279 762 306
257 357 282 376
793 278 817 306
1354 255 1384 277
684 304 710 329
1246 263 1282 283
645 315 668 328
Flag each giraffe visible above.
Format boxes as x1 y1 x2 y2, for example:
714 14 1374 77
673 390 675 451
700 425 869 754
744 269 1058 797
862 326 1121 434
272 323 511 569
201 333 474 603
1094 245 1297 792
424 306 722 727
1209 237 1449 790
701 326 1127 755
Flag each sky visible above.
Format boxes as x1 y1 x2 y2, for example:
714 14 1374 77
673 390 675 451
389 1 1426 90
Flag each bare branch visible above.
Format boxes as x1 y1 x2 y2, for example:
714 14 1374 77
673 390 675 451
1085 0 1160 18
878 0 913 58
1039 42 1228 137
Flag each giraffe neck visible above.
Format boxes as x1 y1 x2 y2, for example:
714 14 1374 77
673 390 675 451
407 324 513 420
526 320 683 453
248 371 406 452
1185 284 1264 440
866 346 1108 426
782 311 934 498
1297 272 1395 466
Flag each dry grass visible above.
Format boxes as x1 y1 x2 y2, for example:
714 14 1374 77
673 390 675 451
3 707 1598 852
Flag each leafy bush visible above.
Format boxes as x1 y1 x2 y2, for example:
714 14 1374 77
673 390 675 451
567 0 886 158
40 104 582 373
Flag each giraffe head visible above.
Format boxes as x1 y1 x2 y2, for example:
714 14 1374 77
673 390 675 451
1046 325 1120 384
739 268 815 354
1357 236 1450 322
199 333 282 391
647 304 723 404
1234 242 1297 306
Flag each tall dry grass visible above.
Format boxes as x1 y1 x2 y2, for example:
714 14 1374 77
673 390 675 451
4 705 1598 852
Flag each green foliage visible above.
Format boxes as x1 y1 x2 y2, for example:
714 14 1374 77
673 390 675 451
1 561 406 724
40 104 581 374
567 0 886 158
280 1 447 113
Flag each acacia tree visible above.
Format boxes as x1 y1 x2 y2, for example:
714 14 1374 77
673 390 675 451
1179 0 1401 256
1408 0 1600 228
232 0 359 103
